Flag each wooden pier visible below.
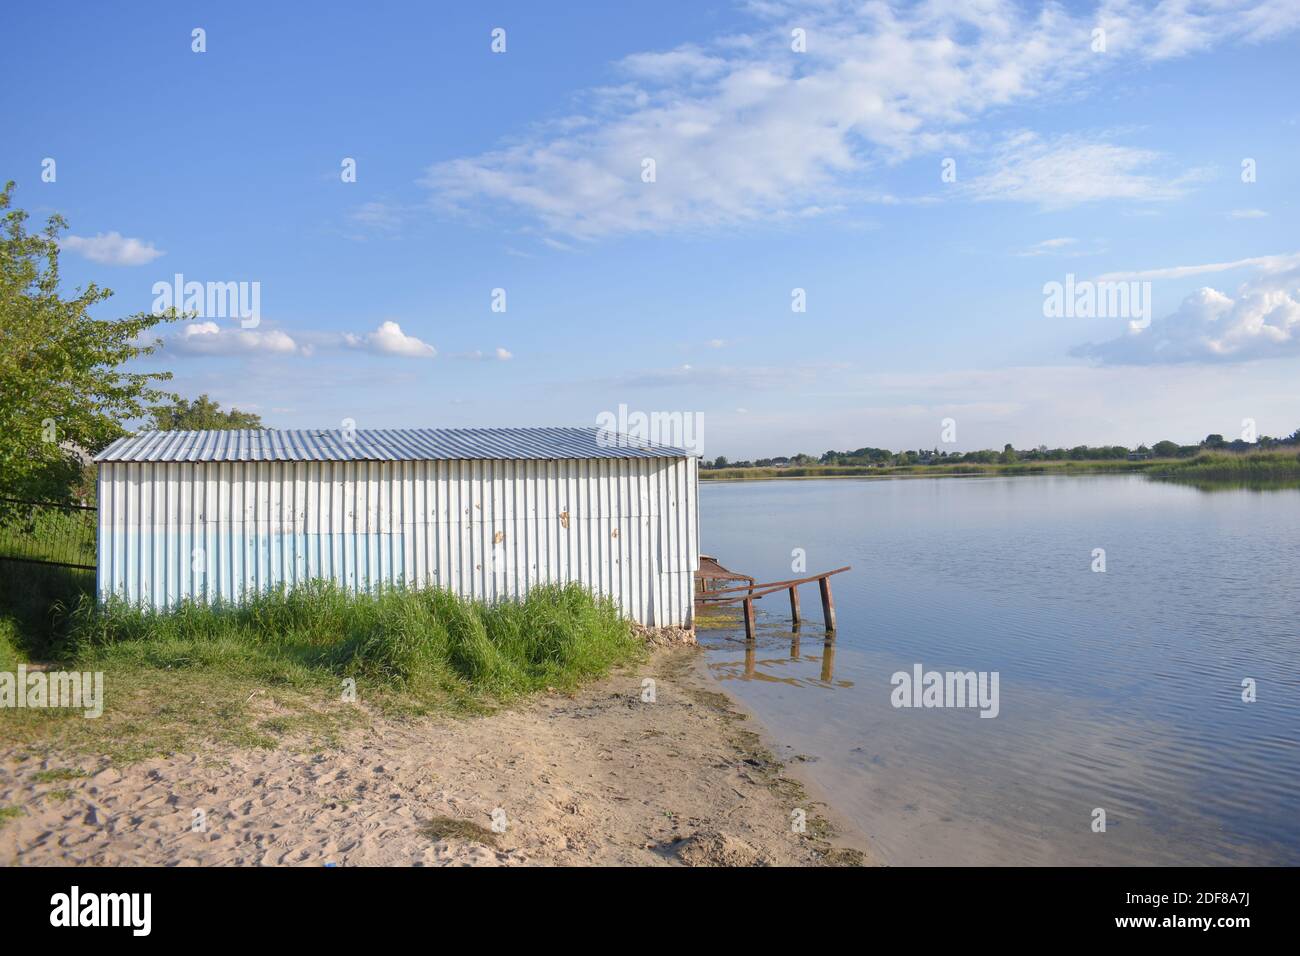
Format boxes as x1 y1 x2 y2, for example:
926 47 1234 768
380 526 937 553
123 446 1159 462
695 556 850 640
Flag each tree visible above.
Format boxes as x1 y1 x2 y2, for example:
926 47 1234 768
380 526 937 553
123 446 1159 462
1203 433 1226 448
999 443 1018 464
1152 440 1180 458
0 182 178 499
151 394 263 431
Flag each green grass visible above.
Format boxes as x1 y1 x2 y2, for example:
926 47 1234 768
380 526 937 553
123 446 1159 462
0 563 94 662
0 568 644 762
0 617 23 673
1151 451 1300 484
0 806 23 828
30 768 87 783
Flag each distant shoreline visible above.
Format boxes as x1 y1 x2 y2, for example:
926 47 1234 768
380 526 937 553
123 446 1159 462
700 460 1159 482
700 452 1300 484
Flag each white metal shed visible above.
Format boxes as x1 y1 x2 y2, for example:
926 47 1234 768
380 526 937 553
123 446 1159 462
93 428 699 627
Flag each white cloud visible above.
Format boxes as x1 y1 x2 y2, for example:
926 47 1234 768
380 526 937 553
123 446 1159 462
61 231 164 266
619 46 729 82
168 320 446 360
966 133 1203 207
344 320 437 358
1017 237 1077 257
1072 253 1300 364
1098 252 1300 281
1229 208 1268 219
454 347 515 361
420 1 1297 238
168 320 303 356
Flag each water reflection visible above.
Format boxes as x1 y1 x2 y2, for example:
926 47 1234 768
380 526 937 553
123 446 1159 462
702 618 851 690
1153 476 1300 493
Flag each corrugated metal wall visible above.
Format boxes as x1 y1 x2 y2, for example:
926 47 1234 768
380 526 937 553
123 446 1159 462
96 455 698 626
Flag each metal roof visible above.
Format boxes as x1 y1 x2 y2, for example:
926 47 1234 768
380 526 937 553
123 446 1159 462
93 427 696 463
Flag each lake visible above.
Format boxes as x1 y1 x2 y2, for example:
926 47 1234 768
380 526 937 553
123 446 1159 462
697 474 1300 866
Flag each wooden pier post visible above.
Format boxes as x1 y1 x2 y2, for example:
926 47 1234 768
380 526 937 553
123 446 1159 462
819 575 836 634
788 585 801 626
743 596 756 641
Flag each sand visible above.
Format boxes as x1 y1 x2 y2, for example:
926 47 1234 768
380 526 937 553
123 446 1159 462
0 644 870 867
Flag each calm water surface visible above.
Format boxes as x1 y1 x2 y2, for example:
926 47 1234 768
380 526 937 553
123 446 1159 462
698 475 1300 865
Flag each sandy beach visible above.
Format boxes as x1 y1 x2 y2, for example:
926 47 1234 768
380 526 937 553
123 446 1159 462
0 642 870 867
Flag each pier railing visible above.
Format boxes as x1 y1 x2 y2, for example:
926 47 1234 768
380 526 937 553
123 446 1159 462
695 565 850 638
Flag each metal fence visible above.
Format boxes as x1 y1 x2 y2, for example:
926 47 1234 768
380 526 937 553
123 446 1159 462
0 497 97 570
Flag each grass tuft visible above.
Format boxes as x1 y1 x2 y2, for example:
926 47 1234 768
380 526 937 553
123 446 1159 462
0 806 24 828
419 815 500 847
1 572 644 761
31 768 87 783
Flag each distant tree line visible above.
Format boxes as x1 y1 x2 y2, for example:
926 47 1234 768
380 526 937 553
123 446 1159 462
150 394 262 431
701 430 1300 470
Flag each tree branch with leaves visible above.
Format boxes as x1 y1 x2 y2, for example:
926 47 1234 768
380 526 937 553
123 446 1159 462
0 181 180 499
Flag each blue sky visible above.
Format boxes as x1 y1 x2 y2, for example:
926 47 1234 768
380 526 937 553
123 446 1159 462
4 0 1299 458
